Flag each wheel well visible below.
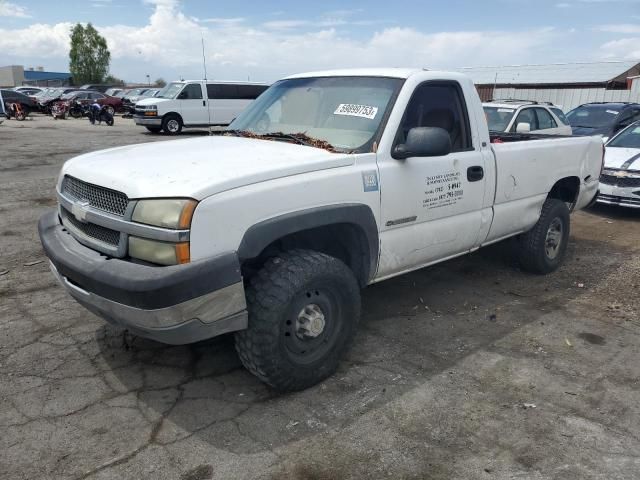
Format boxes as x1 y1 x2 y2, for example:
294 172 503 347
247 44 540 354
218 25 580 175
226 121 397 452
241 223 373 287
548 176 580 209
162 112 182 123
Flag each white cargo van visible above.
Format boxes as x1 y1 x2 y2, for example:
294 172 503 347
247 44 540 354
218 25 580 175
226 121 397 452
134 80 268 134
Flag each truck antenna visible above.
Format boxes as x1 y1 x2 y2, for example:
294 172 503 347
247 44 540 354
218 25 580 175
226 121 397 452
201 33 208 81
201 32 213 135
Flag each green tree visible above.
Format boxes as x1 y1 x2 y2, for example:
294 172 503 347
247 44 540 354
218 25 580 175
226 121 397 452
154 77 167 87
69 23 111 85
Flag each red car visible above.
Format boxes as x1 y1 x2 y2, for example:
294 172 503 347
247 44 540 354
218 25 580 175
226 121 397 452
60 91 123 115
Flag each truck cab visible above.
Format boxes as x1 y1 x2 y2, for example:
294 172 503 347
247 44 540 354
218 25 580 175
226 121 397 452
134 80 268 134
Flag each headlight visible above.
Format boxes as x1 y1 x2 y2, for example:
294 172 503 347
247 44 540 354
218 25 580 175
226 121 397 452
132 199 197 229
129 237 190 265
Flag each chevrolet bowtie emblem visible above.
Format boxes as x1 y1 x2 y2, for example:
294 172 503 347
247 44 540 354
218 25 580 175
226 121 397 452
72 201 90 223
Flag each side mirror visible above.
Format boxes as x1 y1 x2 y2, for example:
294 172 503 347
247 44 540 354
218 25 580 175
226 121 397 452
177 91 188 100
516 122 531 133
393 127 451 160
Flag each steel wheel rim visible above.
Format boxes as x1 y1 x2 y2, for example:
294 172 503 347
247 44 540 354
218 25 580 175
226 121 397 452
283 287 341 365
167 119 179 132
545 217 563 259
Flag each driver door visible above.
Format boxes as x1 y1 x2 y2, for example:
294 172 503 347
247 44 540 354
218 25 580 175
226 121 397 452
178 83 209 126
376 81 489 279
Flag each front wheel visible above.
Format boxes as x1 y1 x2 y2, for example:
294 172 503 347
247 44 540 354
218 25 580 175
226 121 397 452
162 114 182 135
235 250 361 391
516 198 570 274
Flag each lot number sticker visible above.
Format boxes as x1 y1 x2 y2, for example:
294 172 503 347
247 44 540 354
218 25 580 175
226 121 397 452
334 104 378 120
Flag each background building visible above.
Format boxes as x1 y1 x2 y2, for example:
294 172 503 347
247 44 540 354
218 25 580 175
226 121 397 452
0 65 72 88
461 60 640 111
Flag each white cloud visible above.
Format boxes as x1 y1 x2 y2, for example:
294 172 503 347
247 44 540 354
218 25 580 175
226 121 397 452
597 23 640 33
0 1 564 82
599 37 640 59
0 1 30 18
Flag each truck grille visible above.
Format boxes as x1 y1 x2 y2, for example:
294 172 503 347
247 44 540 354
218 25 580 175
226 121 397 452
600 173 640 188
61 207 121 246
61 175 129 216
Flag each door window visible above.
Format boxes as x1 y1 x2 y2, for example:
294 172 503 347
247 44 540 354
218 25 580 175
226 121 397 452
181 84 203 100
396 82 471 152
550 107 569 125
512 108 537 131
535 108 558 130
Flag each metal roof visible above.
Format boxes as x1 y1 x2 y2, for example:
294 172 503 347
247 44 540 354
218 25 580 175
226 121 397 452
458 61 640 86
23 70 72 81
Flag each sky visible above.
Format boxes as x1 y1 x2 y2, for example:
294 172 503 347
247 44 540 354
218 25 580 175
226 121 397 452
0 0 639 84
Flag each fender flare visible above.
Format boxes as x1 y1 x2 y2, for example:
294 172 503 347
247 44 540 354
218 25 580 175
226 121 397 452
238 203 379 283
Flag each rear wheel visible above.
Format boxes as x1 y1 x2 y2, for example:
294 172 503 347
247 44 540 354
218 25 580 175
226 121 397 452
235 249 361 391
516 198 570 274
162 114 182 135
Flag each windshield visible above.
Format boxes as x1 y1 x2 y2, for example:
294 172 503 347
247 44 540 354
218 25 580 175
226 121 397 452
228 76 403 152
608 124 640 149
61 92 77 100
483 106 516 132
156 82 184 99
566 106 620 128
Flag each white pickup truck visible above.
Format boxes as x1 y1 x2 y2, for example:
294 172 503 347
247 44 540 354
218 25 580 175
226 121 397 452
39 68 603 391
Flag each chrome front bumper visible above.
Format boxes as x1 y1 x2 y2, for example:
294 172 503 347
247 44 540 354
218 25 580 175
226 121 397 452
597 183 640 208
39 211 248 344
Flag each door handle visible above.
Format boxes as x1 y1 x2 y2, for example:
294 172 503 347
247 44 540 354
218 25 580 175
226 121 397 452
467 166 484 182
202 100 206 107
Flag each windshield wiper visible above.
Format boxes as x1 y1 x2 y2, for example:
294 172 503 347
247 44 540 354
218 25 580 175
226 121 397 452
257 132 314 147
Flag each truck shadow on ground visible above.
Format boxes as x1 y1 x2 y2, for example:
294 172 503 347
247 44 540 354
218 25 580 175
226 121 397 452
96 236 625 455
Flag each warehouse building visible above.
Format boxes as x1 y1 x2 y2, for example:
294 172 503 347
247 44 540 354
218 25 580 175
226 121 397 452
461 60 640 111
0 65 72 88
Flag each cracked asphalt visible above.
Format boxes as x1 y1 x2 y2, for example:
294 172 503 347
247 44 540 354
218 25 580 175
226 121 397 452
1 116 639 480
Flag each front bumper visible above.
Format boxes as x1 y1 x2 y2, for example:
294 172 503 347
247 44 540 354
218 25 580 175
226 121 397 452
39 211 248 344
597 183 640 208
134 115 162 126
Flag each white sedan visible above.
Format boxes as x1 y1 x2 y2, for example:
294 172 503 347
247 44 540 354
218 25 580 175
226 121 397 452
598 121 640 208
483 100 572 135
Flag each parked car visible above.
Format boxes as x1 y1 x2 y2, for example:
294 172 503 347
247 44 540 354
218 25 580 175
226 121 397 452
121 88 152 113
38 88 85 112
13 86 44 96
78 84 117 93
59 91 123 115
134 80 268 133
39 68 602 390
566 102 640 142
104 88 124 97
1 89 37 113
483 100 572 135
597 120 640 208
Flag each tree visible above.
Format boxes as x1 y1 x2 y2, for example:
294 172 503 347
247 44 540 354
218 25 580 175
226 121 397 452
69 23 111 85
154 78 167 87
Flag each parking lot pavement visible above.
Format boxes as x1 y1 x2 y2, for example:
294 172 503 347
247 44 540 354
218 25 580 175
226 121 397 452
1 115 639 480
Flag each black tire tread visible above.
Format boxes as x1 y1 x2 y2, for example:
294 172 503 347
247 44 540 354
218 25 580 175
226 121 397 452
235 249 360 391
517 198 570 274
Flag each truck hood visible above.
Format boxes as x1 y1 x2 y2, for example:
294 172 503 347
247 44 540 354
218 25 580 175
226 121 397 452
60 136 353 199
136 97 170 107
604 146 640 170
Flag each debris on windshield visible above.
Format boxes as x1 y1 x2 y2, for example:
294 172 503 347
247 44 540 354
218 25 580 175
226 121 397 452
222 130 337 152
